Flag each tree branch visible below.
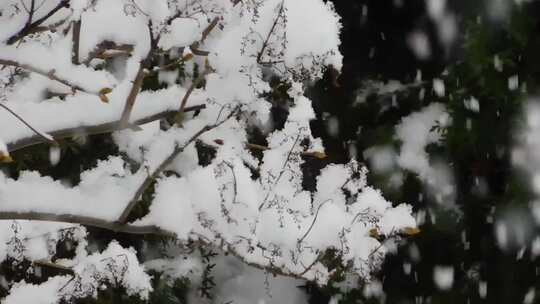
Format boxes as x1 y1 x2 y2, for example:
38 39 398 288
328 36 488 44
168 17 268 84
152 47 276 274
256 0 285 64
0 58 93 94
0 103 57 146
118 63 147 128
117 107 239 224
0 211 174 236
33 259 75 275
6 104 206 152
118 22 158 128
1 211 320 281
83 42 134 65
188 17 219 56
178 66 211 115
246 143 326 158
6 0 70 45
71 19 81 64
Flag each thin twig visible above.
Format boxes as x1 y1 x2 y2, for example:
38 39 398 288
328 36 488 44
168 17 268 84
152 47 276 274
0 103 57 146
0 211 174 236
33 259 75 275
256 0 285 64
246 143 326 158
118 64 147 128
178 66 211 114
117 107 239 224
7 0 70 45
297 199 332 244
27 0 36 26
6 104 206 152
258 133 301 211
299 252 322 276
83 42 134 65
0 58 92 94
118 21 158 128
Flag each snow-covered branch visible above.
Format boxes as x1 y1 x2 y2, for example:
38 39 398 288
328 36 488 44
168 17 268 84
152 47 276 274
6 104 205 152
0 0 414 302
0 58 96 94
0 211 173 236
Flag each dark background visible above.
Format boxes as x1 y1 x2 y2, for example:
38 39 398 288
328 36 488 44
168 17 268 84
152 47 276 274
307 0 540 303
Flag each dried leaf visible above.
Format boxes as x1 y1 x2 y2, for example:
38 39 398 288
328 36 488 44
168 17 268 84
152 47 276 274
0 152 13 163
182 53 194 62
402 227 421 236
99 87 113 95
312 151 327 159
99 87 112 103
368 228 380 238
99 93 109 103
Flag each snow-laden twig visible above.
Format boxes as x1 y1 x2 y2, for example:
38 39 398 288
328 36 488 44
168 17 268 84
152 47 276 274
117 106 240 224
7 104 205 152
0 103 57 146
6 0 70 45
0 59 94 94
0 211 174 236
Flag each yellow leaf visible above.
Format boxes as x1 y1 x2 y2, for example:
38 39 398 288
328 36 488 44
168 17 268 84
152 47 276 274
0 153 13 163
312 151 327 159
402 227 421 236
99 93 109 103
98 87 112 103
99 87 113 95
368 228 380 238
182 53 194 62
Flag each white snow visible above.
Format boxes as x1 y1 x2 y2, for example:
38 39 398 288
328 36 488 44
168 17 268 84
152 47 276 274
0 0 415 301
433 265 454 291
508 75 519 90
395 103 456 207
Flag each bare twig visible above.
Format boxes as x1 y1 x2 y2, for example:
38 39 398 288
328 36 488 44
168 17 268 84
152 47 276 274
0 103 57 146
83 42 134 65
27 0 36 27
192 231 315 281
117 107 239 224
6 104 206 152
7 0 70 45
72 19 82 64
0 211 174 236
33 259 75 275
297 199 332 244
0 58 92 94
258 133 301 211
118 64 148 128
246 143 326 158
299 253 322 276
256 0 285 64
186 16 219 58
178 66 211 115
118 21 158 128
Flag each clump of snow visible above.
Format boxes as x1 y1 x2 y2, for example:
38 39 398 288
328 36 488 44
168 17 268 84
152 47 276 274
209 255 309 304
433 78 445 97
1 241 152 303
494 55 504 72
508 75 519 90
433 265 454 291
395 103 456 207
0 157 144 220
407 31 431 60
464 96 480 112
479 281 488 298
494 208 534 251
524 287 536 304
